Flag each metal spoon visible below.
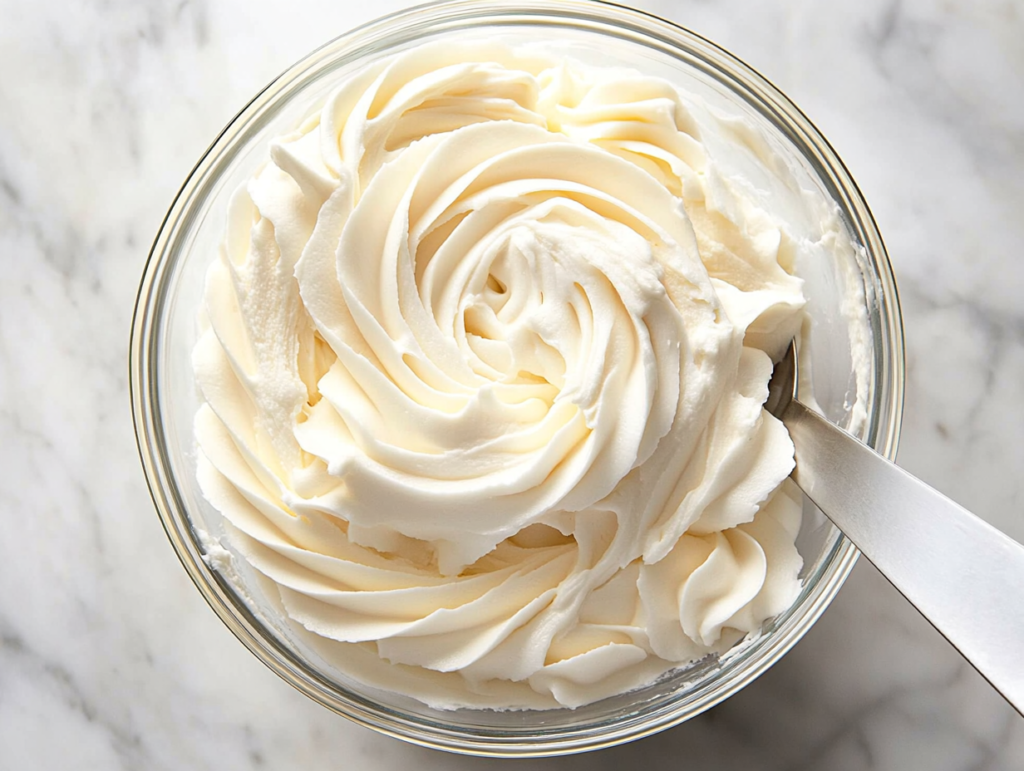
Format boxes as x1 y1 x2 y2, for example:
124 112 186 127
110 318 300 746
767 343 1024 716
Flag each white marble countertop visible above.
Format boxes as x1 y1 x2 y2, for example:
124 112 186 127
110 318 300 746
2 0 1022 768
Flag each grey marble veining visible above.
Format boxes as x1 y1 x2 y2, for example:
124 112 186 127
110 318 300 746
1 0 1022 768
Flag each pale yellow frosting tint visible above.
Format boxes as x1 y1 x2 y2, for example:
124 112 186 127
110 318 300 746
194 41 811 709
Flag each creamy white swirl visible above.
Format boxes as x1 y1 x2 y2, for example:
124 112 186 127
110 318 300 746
194 41 811 709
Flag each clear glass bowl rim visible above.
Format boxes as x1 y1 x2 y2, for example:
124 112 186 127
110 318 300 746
129 0 905 757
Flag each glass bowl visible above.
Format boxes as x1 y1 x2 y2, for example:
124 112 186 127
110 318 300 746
130 0 904 756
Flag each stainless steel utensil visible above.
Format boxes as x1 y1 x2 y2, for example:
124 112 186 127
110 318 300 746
768 343 1024 716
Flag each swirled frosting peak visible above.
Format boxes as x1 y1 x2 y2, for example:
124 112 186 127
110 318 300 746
193 41 810 709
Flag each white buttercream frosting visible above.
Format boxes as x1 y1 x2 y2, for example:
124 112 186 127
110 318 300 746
193 41 818 709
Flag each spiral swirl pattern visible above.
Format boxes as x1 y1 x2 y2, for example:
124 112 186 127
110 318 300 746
194 42 808 708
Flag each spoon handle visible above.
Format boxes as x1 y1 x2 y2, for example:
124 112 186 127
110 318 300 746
783 399 1024 716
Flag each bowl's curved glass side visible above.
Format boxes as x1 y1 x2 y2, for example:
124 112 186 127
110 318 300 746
130 0 905 757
